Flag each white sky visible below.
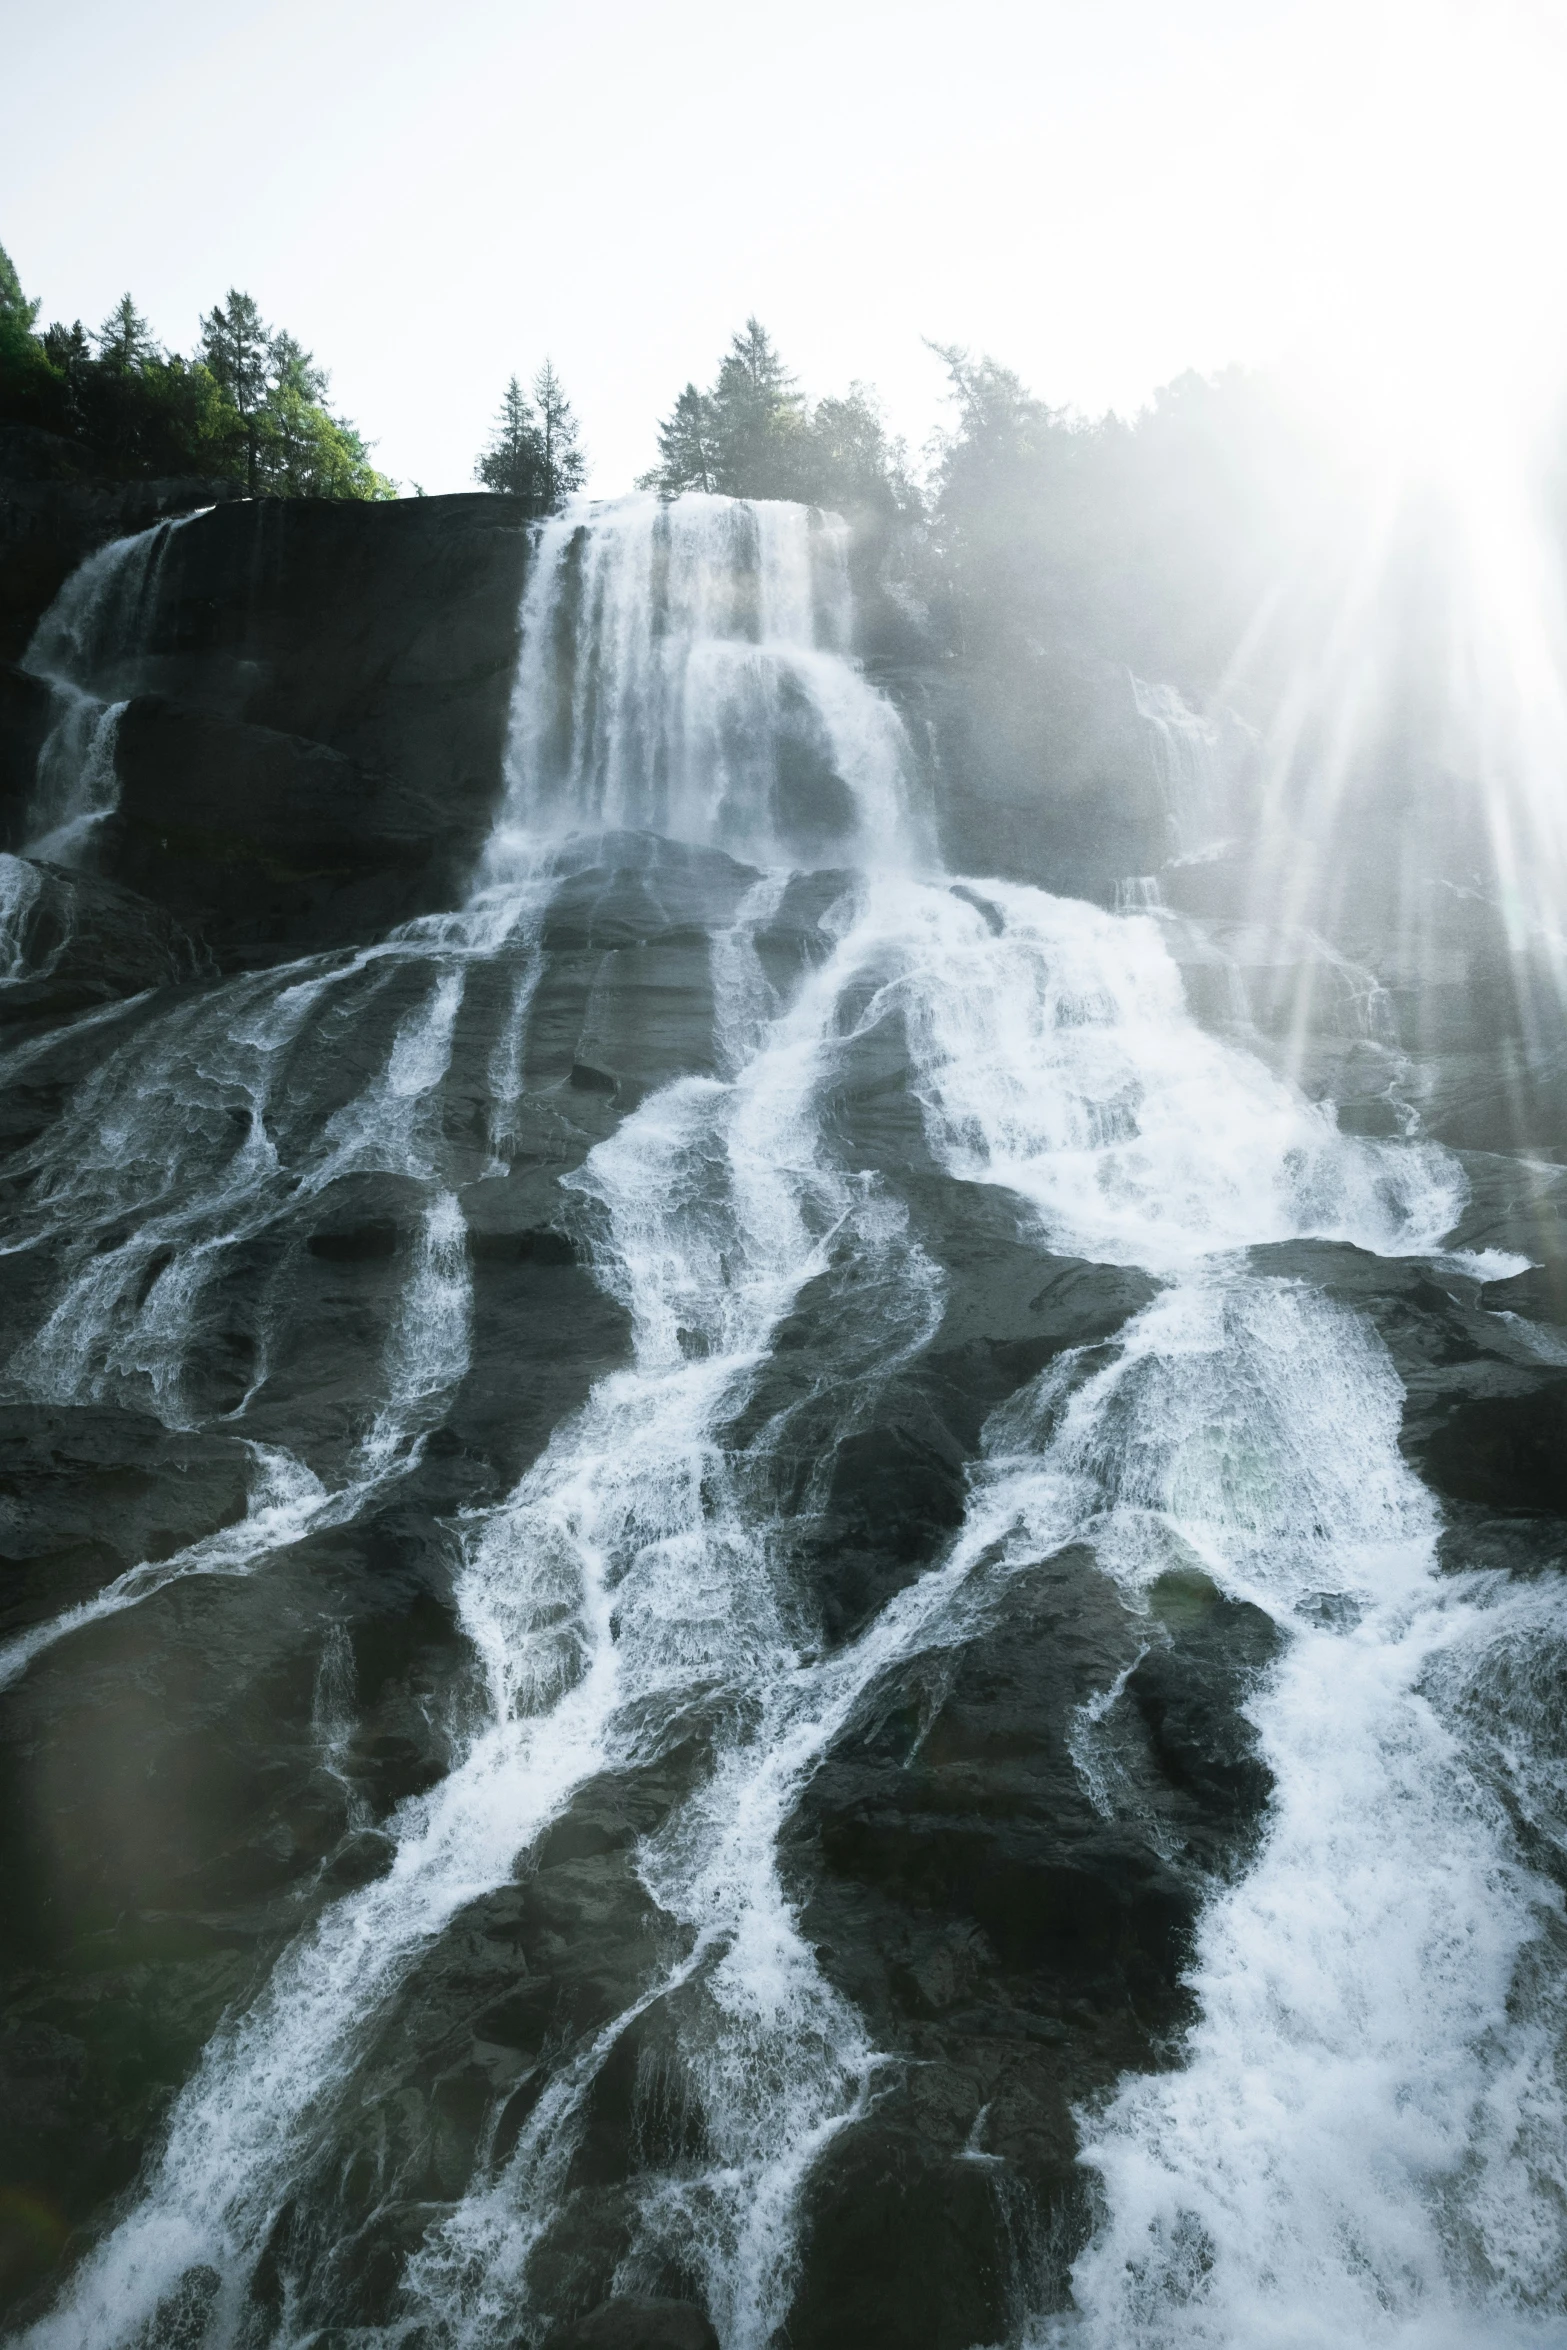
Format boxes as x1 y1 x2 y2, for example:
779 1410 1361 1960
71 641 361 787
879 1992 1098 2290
7 0 1566 496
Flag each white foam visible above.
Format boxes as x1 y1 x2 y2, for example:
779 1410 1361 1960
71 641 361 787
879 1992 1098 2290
486 492 930 875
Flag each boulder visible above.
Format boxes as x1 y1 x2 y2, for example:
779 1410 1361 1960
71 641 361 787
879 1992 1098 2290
0 854 204 1021
542 2296 719 2350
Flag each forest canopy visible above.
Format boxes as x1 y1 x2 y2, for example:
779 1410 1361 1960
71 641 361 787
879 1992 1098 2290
0 244 394 499
0 241 1374 705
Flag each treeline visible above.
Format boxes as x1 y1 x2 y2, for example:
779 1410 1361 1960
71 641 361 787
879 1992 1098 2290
0 243 393 498
633 320 1335 700
915 349 1341 700
3 230 1349 703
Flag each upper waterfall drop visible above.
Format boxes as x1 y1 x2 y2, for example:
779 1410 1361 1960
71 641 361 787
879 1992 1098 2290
20 512 195 862
482 492 931 879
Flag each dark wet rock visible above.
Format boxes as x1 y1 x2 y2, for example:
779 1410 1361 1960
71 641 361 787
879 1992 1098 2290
233 1748 713 2338
0 435 242 668
542 2296 720 2350
1414 1379 1567 1519
0 2014 151 2307
0 855 205 1021
0 1403 252 1639
748 1180 1157 1647
100 695 470 958
0 665 52 842
9 494 532 960
1247 1233 1567 1571
0 969 649 2322
784 1541 1276 2344
1483 1257 1567 1328
1127 1568 1279 1823
902 658 1176 902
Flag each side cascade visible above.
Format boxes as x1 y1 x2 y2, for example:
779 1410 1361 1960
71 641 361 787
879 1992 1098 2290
6 492 1566 2350
19 512 196 860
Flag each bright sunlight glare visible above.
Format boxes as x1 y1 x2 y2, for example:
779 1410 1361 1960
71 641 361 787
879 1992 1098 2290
1285 0 1567 492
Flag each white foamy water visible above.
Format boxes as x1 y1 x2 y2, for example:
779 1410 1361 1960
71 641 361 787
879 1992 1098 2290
13 880 938 2350
0 853 43 979
20 515 190 858
843 880 1567 2348
11 494 1567 2350
487 491 928 875
0 930 497 1677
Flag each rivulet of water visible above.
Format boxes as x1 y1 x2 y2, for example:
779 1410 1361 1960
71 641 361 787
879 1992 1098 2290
9 493 1567 2350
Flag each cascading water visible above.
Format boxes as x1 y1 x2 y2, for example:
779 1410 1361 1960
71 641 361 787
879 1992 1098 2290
490 492 928 873
19 513 194 859
7 491 1567 2350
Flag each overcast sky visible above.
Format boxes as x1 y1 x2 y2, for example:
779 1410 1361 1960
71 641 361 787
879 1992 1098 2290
7 0 1565 495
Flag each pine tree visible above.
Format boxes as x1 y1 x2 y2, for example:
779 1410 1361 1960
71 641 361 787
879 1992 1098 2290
267 330 328 405
199 290 271 493
639 382 720 495
95 293 159 372
41 321 89 370
0 241 39 332
531 358 585 511
645 320 808 500
475 375 545 503
709 317 806 497
720 316 800 406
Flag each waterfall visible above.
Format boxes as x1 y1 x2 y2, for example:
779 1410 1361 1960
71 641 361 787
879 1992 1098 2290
19 513 194 861
9 493 1567 2350
487 493 929 874
1131 676 1250 864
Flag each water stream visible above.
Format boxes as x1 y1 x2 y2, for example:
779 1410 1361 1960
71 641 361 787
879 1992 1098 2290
6 492 1566 2348
19 513 196 860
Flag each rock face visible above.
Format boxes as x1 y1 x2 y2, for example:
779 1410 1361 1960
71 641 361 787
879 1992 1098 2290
2 486 533 965
0 425 245 667
2 490 1565 2349
0 854 205 1022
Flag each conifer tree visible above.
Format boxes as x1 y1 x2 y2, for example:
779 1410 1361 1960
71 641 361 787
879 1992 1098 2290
0 241 39 333
199 289 271 493
639 383 720 495
476 366 586 513
709 317 805 497
475 375 545 502
95 293 159 371
531 358 586 511
267 330 328 405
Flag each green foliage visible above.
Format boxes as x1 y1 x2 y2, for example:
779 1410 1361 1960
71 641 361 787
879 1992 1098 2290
648 383 720 495
96 293 159 372
475 375 537 498
475 363 585 513
642 319 915 517
531 359 586 510
923 344 1340 696
0 242 49 395
0 249 393 500
0 241 41 336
